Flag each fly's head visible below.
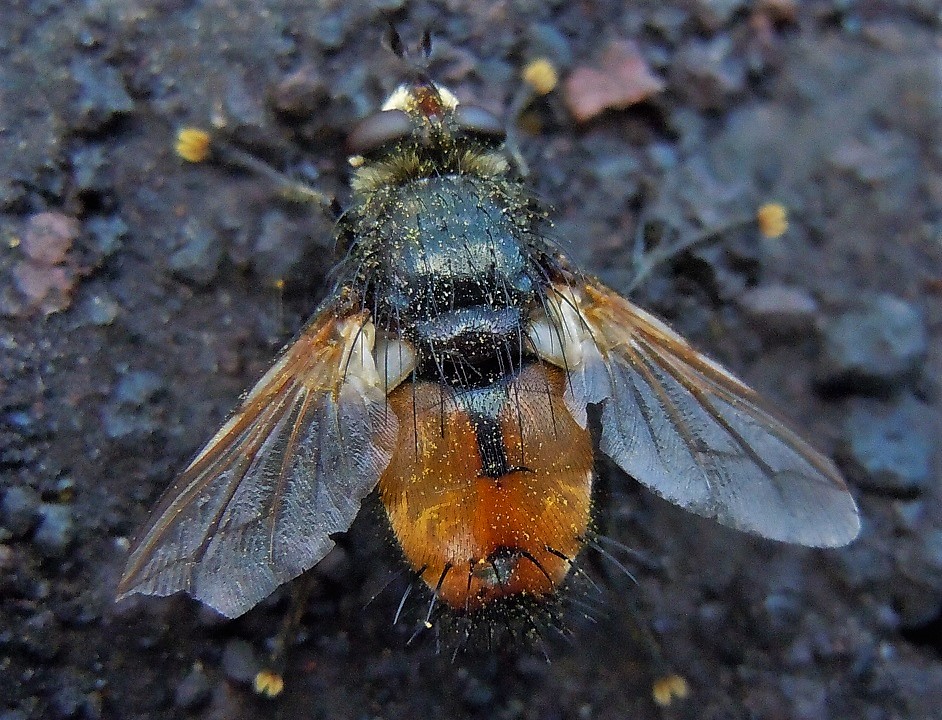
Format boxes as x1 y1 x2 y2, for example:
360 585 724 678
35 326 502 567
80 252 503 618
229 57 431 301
345 78 512 196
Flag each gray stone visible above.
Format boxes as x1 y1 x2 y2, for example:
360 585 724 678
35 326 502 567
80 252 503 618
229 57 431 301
20 610 61 660
85 215 128 259
101 370 165 440
525 23 573 67
2 486 41 537
738 284 819 336
251 210 306 286
840 395 934 494
174 665 213 710
672 36 747 111
71 60 135 133
33 504 75 558
70 145 109 195
692 0 748 30
221 639 261 684
114 370 163 406
76 293 120 327
818 294 927 393
168 219 223 287
51 684 84 719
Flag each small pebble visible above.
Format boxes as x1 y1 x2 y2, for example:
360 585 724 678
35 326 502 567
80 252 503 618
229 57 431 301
71 60 135 133
1 486 41 537
13 212 81 315
780 675 828 720
892 499 926 531
114 370 164 407
76 293 121 326
251 210 306 286
832 528 895 591
671 36 747 111
759 0 798 22
51 684 84 720
817 294 927 393
221 639 261 684
271 64 327 118
84 215 128 259
692 0 748 30
646 7 690 45
20 610 62 660
21 212 79 265
921 530 942 572
101 370 165 440
461 675 496 710
311 10 347 49
70 145 109 195
0 710 28 720
33 504 75 558
0 545 15 570
525 23 573 68
222 74 268 132
11 263 72 315
174 665 213 711
168 219 222 287
839 396 933 494
738 284 819 336
564 40 665 123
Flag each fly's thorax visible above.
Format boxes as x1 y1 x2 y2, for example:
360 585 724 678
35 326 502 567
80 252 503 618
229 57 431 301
345 173 552 386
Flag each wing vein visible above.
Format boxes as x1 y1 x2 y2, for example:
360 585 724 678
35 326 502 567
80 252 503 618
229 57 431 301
267 386 316 563
622 341 718 496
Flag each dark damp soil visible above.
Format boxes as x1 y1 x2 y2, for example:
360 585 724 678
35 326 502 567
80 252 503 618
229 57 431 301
2 1 941 719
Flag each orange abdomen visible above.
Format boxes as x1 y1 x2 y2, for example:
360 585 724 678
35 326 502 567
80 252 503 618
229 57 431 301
379 365 593 611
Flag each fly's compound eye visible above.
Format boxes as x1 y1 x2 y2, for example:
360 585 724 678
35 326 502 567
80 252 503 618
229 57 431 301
452 104 505 144
347 109 414 155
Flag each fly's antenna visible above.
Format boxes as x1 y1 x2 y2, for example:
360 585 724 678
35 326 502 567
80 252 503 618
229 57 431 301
386 24 434 82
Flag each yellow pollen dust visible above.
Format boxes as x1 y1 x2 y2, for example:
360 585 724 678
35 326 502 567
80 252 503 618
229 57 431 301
522 58 558 96
253 669 285 698
652 674 690 707
175 128 212 163
756 202 788 239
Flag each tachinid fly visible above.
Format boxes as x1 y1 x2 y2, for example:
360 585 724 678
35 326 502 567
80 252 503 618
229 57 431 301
117 67 859 623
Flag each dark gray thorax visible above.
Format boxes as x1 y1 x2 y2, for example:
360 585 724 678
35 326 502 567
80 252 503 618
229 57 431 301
358 174 539 386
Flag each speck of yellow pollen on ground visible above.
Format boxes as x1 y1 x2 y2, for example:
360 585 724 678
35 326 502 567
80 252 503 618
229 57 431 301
253 669 285 698
756 202 788 239
652 674 690 707
175 128 212 163
522 58 558 96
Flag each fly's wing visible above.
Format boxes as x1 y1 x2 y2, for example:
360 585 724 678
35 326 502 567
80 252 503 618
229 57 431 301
529 277 860 547
117 301 399 618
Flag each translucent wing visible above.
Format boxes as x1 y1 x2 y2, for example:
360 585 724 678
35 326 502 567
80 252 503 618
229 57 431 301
529 277 860 547
117 301 399 618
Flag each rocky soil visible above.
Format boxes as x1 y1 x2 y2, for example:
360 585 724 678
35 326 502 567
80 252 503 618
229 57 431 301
1 1 940 718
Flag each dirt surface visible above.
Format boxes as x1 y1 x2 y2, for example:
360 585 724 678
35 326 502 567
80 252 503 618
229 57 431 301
2 1 941 718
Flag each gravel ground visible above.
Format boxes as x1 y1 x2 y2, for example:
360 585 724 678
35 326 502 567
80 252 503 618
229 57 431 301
2 1 941 719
